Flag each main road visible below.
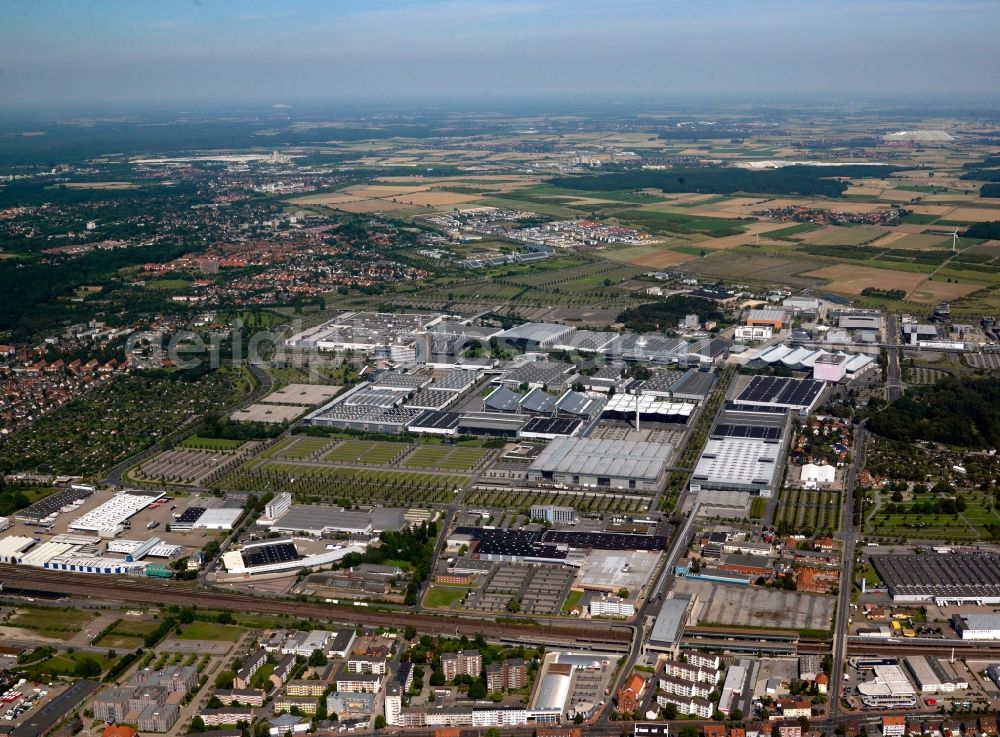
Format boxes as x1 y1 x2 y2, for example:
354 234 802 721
828 422 867 719
885 314 903 402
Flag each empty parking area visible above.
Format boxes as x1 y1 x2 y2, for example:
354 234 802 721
674 578 834 631
259 383 342 406
466 563 574 615
400 445 491 472
132 447 251 486
322 440 409 465
261 436 333 460
230 403 305 424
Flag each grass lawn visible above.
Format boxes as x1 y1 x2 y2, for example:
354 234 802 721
250 662 275 689
21 650 112 680
424 587 467 609
749 497 767 519
323 440 406 465
145 278 191 290
562 589 584 614
863 567 881 587
867 496 1000 540
177 435 244 451
8 607 93 640
175 621 245 641
94 620 160 649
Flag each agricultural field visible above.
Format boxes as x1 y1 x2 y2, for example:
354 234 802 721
804 225 888 246
679 251 826 288
604 244 698 268
774 486 841 535
611 208 748 236
800 263 926 296
764 222 825 240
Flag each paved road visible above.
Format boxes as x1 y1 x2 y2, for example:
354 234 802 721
885 314 903 402
829 423 867 719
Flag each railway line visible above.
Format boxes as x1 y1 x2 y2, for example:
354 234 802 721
847 639 1000 658
0 565 631 649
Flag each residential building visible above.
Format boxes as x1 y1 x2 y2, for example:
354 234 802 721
271 654 296 688
590 594 635 618
883 716 906 737
274 695 318 715
214 690 265 707
659 674 712 700
662 659 719 685
617 674 647 713
347 657 388 675
136 704 178 733
385 684 402 727
335 673 381 693
199 708 253 728
234 650 267 690
441 650 482 682
285 680 326 698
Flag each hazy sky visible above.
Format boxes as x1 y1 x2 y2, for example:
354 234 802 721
2 0 999 108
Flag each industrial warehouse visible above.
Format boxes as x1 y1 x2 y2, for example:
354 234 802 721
526 437 673 491
690 402 789 498
871 552 1000 604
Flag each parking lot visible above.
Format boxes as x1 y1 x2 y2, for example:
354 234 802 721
675 578 834 630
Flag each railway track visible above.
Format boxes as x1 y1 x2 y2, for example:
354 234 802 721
0 565 631 648
847 640 1000 657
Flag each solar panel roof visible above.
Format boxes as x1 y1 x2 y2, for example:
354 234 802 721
15 486 95 521
521 416 581 436
176 507 206 524
409 410 461 430
711 424 783 440
243 542 300 567
734 376 823 409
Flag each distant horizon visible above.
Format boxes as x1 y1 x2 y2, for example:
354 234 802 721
2 0 999 110
4 93 1000 122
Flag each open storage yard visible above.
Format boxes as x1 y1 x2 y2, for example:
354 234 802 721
674 577 834 632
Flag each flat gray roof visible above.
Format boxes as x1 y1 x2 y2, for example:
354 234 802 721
649 594 692 647
273 505 372 534
529 437 670 481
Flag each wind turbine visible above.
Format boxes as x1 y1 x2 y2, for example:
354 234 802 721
952 229 959 253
